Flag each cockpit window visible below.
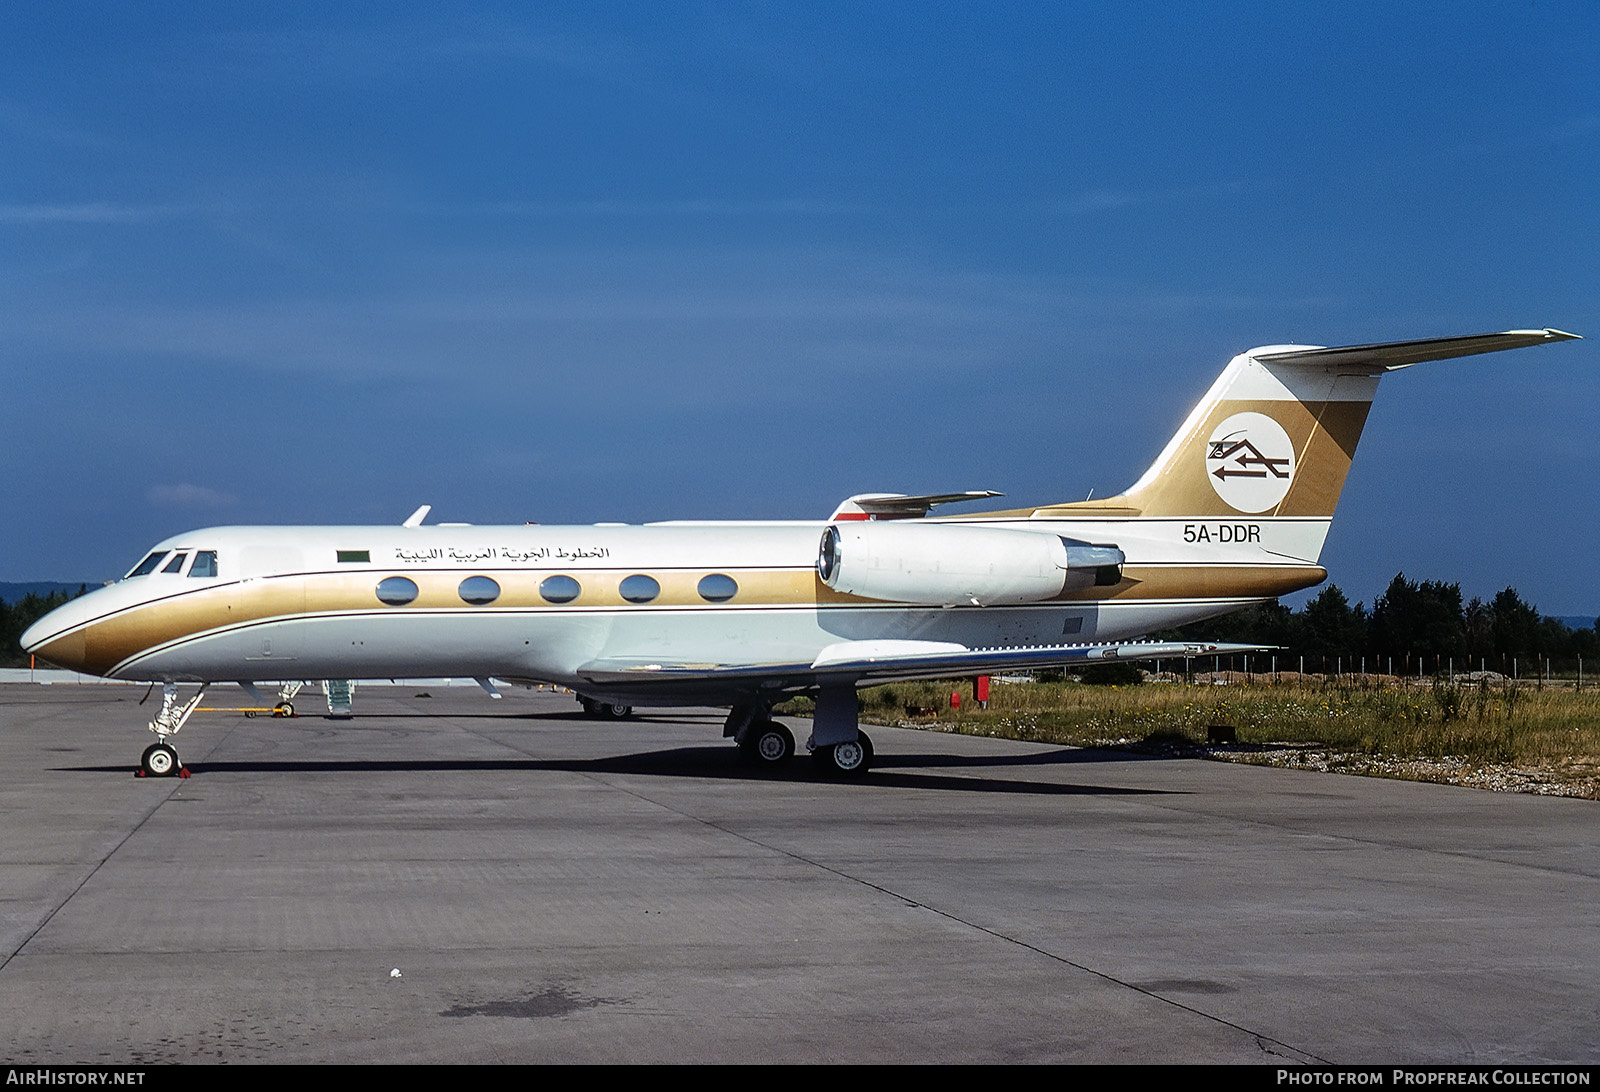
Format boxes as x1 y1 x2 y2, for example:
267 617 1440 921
189 551 218 578
161 553 188 574
127 552 169 578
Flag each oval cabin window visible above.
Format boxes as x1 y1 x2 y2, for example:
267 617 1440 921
619 574 660 603
458 575 501 605
697 573 738 602
539 575 581 604
375 576 420 606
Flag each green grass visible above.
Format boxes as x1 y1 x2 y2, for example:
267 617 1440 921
778 676 1600 767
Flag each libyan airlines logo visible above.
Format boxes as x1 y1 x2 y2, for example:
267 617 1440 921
1205 412 1295 513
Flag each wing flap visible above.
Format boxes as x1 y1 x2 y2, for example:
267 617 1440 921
575 639 1267 693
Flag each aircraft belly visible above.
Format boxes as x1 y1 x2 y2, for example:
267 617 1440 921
591 605 1115 664
592 608 829 665
288 612 612 679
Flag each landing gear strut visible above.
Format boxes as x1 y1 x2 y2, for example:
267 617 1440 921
138 682 206 778
807 686 873 776
274 681 303 718
725 704 796 768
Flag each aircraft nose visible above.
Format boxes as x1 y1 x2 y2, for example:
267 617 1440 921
20 616 53 653
21 610 89 671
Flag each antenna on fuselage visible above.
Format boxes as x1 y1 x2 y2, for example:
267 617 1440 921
402 505 431 528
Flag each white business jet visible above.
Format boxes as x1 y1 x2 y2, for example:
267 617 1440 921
22 328 1579 777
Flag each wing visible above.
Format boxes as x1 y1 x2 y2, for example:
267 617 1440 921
570 638 1266 702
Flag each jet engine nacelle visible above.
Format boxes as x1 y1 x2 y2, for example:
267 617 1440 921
817 522 1123 606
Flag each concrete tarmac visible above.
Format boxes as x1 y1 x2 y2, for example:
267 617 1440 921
0 684 1595 1064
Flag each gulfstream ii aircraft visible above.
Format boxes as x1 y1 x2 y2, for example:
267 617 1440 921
23 328 1578 777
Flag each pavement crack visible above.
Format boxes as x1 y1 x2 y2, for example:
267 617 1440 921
564 769 1332 1065
0 718 246 975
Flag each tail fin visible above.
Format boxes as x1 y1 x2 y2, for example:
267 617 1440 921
1098 329 1577 520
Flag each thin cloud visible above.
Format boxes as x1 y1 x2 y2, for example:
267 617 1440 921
1044 180 1256 217
416 198 875 218
2 246 1348 391
0 99 122 153
147 483 237 509
205 22 627 85
0 202 186 224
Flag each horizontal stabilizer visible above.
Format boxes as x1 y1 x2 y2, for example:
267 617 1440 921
830 491 1002 521
1253 329 1579 372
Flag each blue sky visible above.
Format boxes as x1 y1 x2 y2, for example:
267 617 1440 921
2 2 1596 616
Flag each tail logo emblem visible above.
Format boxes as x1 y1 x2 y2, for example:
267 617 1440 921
1205 412 1294 513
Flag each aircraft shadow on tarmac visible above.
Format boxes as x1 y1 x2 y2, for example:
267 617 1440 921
61 745 1179 797
264 710 727 723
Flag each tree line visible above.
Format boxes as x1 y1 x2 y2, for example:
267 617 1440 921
0 587 86 668
1170 574 1600 675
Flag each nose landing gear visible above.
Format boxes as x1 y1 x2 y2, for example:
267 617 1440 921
136 682 206 778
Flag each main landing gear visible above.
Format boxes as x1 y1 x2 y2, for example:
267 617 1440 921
803 687 875 776
724 699 873 776
578 696 634 720
738 719 796 765
137 682 207 778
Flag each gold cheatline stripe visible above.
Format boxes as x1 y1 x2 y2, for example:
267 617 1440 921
58 564 1326 677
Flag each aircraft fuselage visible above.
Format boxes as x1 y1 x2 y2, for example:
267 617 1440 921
24 517 1322 700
